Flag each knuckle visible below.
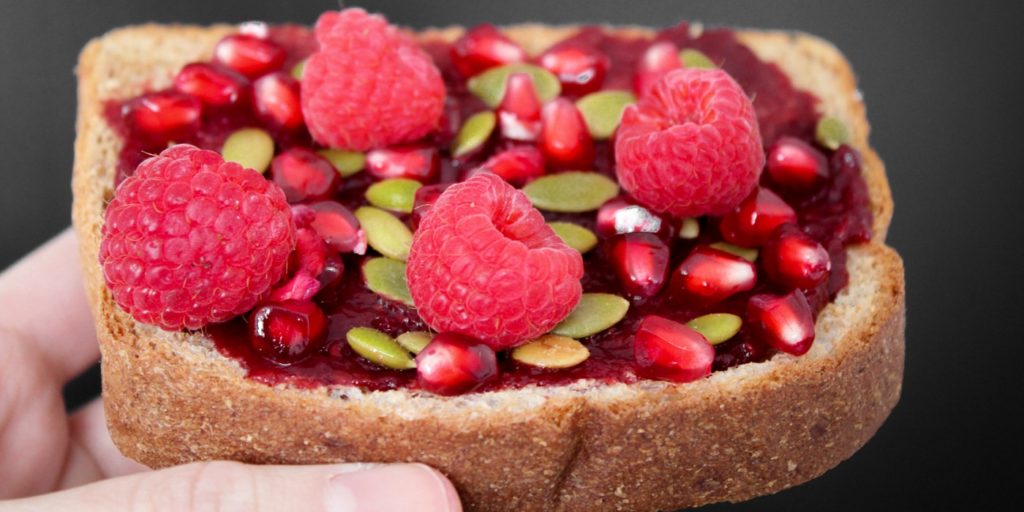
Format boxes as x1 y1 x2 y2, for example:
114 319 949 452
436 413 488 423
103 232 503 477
135 461 260 512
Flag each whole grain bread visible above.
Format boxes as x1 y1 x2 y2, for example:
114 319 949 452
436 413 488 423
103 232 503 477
71 23 905 511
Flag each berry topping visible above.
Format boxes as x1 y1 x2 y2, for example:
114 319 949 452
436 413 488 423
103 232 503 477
540 98 595 170
253 72 304 130
670 245 757 304
365 145 440 183
249 300 327 363
213 34 287 78
615 68 764 217
450 24 527 78
270 148 341 203
718 188 798 247
762 225 832 290
99 145 295 330
766 136 828 192
416 332 499 395
609 233 671 298
474 146 545 186
121 90 201 147
538 44 609 96
308 201 367 254
301 8 446 151
747 290 816 356
633 41 682 96
633 315 715 383
406 173 583 350
498 73 543 141
173 63 248 108
410 183 451 230
596 199 670 239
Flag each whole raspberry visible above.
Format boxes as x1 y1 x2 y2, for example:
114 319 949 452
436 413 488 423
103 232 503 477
615 68 764 217
301 9 446 151
99 145 295 330
406 173 583 350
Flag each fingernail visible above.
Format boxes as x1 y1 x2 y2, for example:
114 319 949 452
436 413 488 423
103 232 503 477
324 463 460 512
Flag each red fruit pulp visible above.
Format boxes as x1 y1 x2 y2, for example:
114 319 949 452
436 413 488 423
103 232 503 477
309 201 366 254
249 300 327 363
539 99 594 169
671 245 757 304
365 146 440 183
473 146 545 186
718 188 798 247
253 72 304 130
609 233 671 298
410 183 451 229
766 136 828 191
633 41 681 95
539 44 609 96
762 225 832 290
747 290 816 356
450 24 527 77
633 315 714 383
174 63 248 107
214 34 287 78
121 90 201 147
415 332 499 395
271 148 341 203
498 73 543 141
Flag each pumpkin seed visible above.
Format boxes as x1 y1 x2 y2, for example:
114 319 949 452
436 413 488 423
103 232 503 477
815 116 849 150
552 293 630 338
366 178 422 213
511 335 589 369
678 217 700 239
467 63 561 107
318 148 365 177
362 257 414 306
221 128 274 173
451 110 496 157
522 172 619 213
710 242 758 262
346 327 416 370
679 48 716 69
291 58 307 80
354 207 413 261
548 222 598 254
686 313 742 345
576 90 636 140
396 331 433 354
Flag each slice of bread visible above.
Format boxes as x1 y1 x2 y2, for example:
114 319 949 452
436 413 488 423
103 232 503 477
71 23 905 512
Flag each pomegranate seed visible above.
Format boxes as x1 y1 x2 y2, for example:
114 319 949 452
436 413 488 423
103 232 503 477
766 136 828 191
538 44 609 96
609 233 671 298
268 273 321 303
271 148 341 203
633 41 681 96
309 201 367 254
670 245 757 304
249 300 327 363
633 315 714 383
596 199 670 238
718 188 798 247
416 332 498 395
473 146 545 186
498 73 542 141
317 253 345 290
411 183 452 229
173 62 247 107
747 290 816 355
450 24 527 77
121 90 201 146
366 145 440 183
713 339 769 372
539 99 594 170
762 225 831 290
213 34 286 78
253 72 304 130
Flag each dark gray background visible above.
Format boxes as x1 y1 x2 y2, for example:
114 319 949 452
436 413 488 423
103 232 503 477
2 0 1020 509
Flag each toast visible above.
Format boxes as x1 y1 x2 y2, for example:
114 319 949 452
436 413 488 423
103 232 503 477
72 22 905 511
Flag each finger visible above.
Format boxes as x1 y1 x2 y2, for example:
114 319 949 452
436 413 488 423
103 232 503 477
59 399 147 489
4 461 462 512
0 228 99 382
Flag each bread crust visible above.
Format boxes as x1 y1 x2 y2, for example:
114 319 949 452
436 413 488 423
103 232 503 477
72 23 905 511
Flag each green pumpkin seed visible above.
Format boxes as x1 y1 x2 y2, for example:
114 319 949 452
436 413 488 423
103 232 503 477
511 335 589 369
710 242 758 262
354 207 413 261
548 222 598 254
291 58 307 80
522 172 619 213
686 313 742 345
396 331 433 354
346 327 416 370
576 90 636 140
362 257 414 306
679 48 716 69
678 217 700 239
318 148 366 177
451 110 496 157
467 63 561 108
366 178 422 213
815 116 849 150
552 293 630 339
221 128 274 173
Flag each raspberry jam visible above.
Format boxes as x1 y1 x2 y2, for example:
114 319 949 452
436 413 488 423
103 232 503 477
104 22 872 392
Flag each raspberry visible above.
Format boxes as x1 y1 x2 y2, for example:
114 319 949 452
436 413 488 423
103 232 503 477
99 145 295 330
406 173 583 350
615 68 764 217
301 9 446 151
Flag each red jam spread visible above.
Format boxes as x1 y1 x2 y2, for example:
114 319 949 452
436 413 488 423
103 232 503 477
104 22 872 392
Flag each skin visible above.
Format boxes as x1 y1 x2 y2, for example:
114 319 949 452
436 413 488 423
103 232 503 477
0 229 462 512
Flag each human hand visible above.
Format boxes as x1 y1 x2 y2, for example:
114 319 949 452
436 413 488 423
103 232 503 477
0 229 461 511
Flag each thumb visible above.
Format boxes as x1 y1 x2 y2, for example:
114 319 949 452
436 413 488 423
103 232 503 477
4 461 461 512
